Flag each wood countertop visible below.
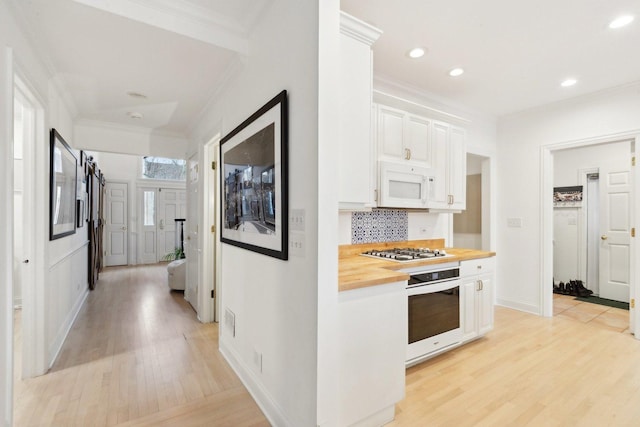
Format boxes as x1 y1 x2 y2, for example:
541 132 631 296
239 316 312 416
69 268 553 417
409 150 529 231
339 239 495 292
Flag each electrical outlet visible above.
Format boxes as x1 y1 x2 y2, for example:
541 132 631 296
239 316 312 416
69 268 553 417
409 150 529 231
224 308 236 338
507 218 523 228
289 233 305 257
290 209 305 232
253 349 263 373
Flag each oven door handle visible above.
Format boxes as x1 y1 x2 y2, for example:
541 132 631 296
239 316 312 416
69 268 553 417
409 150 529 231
407 280 459 296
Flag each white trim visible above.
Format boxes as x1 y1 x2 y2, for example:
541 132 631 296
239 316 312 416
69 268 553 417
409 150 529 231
219 341 290 427
541 130 640 336
48 288 89 369
1 46 14 427
198 134 220 323
48 241 90 270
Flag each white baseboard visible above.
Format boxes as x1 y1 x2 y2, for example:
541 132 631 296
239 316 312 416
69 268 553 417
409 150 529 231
48 287 89 369
496 298 540 315
219 339 291 427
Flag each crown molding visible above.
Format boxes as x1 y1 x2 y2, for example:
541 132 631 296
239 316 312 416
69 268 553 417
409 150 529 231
340 11 382 45
72 0 250 55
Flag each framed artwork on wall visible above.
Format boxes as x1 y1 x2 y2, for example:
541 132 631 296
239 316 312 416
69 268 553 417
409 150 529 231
49 128 77 240
220 90 289 260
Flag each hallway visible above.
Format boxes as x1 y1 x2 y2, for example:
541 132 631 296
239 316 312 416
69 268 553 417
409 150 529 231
13 264 268 426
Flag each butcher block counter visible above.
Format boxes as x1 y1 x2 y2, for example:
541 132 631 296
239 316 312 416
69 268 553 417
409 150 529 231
339 239 496 292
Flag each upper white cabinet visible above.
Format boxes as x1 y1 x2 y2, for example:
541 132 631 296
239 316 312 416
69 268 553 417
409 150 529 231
428 120 466 210
376 104 431 168
337 13 382 210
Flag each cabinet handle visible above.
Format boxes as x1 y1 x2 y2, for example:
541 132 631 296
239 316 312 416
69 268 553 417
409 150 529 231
476 280 481 291
480 280 484 291
405 148 411 160
374 189 378 203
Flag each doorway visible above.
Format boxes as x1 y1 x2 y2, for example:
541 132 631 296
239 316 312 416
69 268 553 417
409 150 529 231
453 152 492 251
543 136 637 336
552 141 631 304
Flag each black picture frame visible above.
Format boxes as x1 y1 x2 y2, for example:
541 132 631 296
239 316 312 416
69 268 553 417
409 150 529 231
49 129 77 240
220 90 288 260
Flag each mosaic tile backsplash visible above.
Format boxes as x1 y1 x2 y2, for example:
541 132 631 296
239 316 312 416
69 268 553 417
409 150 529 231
351 209 408 244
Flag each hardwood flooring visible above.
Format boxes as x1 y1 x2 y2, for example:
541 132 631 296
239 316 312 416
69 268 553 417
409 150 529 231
14 266 640 426
390 296 639 426
13 264 269 427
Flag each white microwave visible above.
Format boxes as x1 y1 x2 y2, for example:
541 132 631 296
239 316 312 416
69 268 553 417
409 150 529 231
378 161 432 209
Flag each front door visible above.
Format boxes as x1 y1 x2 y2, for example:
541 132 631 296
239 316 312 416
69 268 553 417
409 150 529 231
105 182 128 266
157 188 187 261
599 165 631 302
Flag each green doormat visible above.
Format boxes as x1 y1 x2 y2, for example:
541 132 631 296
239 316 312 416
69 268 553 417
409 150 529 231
574 296 629 310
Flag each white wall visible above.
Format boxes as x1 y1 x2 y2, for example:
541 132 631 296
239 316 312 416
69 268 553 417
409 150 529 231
497 83 640 314
188 1 330 425
552 141 630 285
1 0 90 390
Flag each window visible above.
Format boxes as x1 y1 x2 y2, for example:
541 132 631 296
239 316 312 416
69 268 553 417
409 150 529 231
141 156 186 181
143 191 155 226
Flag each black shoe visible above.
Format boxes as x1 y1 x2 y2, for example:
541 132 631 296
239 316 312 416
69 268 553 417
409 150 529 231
575 280 593 297
553 282 561 294
568 280 577 296
558 282 566 294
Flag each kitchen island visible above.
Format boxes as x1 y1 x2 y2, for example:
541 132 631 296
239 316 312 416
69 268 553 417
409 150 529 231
337 239 495 427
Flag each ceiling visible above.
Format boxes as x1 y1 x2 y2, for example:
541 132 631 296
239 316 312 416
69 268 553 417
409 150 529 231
341 0 640 117
10 0 270 134
10 0 640 137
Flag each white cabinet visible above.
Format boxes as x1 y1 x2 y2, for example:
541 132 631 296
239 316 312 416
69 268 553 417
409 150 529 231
376 104 431 168
338 281 406 426
428 121 466 210
337 13 381 210
460 257 495 342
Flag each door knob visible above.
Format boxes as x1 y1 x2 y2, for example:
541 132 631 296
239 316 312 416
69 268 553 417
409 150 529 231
601 235 608 240
121 226 127 231
23 259 29 264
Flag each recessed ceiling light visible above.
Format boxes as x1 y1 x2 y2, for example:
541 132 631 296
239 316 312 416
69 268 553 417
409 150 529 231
609 15 634 29
561 78 577 87
127 91 148 99
407 47 426 59
449 68 464 77
126 111 144 119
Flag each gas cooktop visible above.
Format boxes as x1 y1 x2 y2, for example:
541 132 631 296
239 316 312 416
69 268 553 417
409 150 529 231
361 247 451 262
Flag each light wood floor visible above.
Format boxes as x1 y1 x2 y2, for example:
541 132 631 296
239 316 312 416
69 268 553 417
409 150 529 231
13 264 269 427
391 295 639 426
14 267 640 426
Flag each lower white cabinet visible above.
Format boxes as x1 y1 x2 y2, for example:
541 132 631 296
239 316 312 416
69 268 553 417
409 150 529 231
338 281 406 426
461 257 495 342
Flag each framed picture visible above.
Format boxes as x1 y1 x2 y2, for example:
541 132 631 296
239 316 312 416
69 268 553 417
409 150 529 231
553 185 583 207
220 90 288 260
49 129 77 240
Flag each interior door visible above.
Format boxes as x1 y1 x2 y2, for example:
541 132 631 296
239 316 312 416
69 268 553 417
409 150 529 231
599 166 631 302
157 188 187 261
185 156 199 309
105 182 128 266
139 188 157 264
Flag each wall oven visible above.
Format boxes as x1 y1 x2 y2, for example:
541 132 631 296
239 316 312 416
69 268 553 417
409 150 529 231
405 262 462 366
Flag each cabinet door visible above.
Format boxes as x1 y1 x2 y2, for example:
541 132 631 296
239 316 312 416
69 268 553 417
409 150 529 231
377 105 405 161
448 126 466 210
478 274 494 335
428 121 449 208
461 280 479 342
338 34 374 208
405 114 431 166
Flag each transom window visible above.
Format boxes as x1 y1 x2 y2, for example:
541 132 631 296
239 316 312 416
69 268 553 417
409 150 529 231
141 157 186 181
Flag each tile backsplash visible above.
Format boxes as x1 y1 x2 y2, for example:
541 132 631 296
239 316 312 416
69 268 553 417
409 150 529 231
351 209 408 244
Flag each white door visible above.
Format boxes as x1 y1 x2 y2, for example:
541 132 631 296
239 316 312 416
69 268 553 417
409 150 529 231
185 156 199 309
105 182 128 266
157 188 187 261
599 166 631 302
139 188 157 264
